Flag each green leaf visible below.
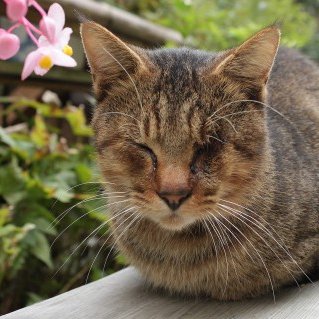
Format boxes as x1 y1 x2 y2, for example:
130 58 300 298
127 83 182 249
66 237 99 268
75 163 92 183
26 292 44 306
65 106 93 137
0 159 27 204
0 207 10 226
9 134 37 161
29 231 53 269
42 170 77 202
115 254 127 266
0 127 17 148
30 115 50 148
14 201 55 226
32 218 57 236
0 224 17 237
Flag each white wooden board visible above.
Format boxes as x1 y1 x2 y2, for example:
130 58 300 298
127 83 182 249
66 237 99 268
2 267 319 319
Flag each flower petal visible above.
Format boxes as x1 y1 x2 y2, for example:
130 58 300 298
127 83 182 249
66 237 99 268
51 50 77 67
40 17 57 44
34 65 50 76
38 35 50 47
58 27 72 48
47 3 65 32
21 50 42 80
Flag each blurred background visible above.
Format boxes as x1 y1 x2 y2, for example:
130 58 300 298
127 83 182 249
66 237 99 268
0 0 319 314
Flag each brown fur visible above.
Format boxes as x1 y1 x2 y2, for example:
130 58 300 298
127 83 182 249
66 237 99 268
81 22 319 300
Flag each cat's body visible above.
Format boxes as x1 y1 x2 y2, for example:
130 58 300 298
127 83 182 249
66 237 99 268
81 23 319 300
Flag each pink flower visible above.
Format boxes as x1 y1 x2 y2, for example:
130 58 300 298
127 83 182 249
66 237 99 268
21 43 76 80
39 3 72 48
0 29 20 60
5 0 28 22
21 3 76 80
2 1 77 79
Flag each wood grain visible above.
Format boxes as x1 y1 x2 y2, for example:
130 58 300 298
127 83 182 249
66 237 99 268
2 267 319 319
38 0 184 46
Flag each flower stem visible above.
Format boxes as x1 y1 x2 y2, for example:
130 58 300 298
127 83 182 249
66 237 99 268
22 17 42 35
7 23 21 33
29 0 47 17
22 22 39 46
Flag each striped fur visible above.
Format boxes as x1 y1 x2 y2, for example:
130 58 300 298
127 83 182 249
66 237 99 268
81 23 319 300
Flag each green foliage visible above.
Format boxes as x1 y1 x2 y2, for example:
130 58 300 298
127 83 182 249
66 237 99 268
0 99 126 314
108 0 316 52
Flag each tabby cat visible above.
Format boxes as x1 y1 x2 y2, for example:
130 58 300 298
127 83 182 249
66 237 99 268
80 22 319 300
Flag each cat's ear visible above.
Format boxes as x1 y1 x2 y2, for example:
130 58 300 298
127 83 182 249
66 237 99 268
80 22 146 80
211 26 280 85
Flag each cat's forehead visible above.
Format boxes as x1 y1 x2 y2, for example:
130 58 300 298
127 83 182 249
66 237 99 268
144 48 225 110
138 49 224 149
147 48 215 80
148 48 214 67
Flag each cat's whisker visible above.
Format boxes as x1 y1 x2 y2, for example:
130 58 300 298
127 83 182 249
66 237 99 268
50 192 128 228
218 204 301 288
201 218 220 274
213 215 242 287
211 215 233 298
214 115 238 133
220 199 313 284
52 205 135 278
215 210 276 302
101 210 143 277
50 198 131 249
206 134 226 144
219 202 312 285
205 109 261 128
53 220 108 278
85 208 141 283
206 99 298 136
205 213 230 297
209 210 256 282
55 181 117 196
220 199 290 243
50 181 119 215
80 205 135 253
102 47 146 118
210 211 256 265
207 100 242 122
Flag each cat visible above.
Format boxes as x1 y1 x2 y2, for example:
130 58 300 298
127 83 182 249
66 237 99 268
80 21 319 300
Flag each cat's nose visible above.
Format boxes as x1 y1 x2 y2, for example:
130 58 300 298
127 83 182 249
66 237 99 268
158 189 191 211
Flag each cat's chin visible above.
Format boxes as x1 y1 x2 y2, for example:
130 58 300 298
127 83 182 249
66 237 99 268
156 214 196 232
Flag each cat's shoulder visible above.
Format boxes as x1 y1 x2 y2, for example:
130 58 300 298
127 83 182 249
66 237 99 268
272 47 319 78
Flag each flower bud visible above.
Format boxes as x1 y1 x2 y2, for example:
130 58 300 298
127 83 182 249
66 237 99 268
0 29 20 60
6 0 28 22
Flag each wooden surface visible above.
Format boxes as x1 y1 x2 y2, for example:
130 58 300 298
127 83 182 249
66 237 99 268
2 267 319 319
38 0 183 47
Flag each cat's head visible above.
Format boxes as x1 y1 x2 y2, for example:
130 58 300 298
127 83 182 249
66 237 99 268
81 22 280 231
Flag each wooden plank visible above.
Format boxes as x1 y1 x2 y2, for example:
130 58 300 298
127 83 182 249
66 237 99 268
37 0 184 47
2 267 319 319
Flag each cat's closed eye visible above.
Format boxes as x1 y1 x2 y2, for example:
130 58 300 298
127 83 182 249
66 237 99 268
190 141 223 174
132 143 157 169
